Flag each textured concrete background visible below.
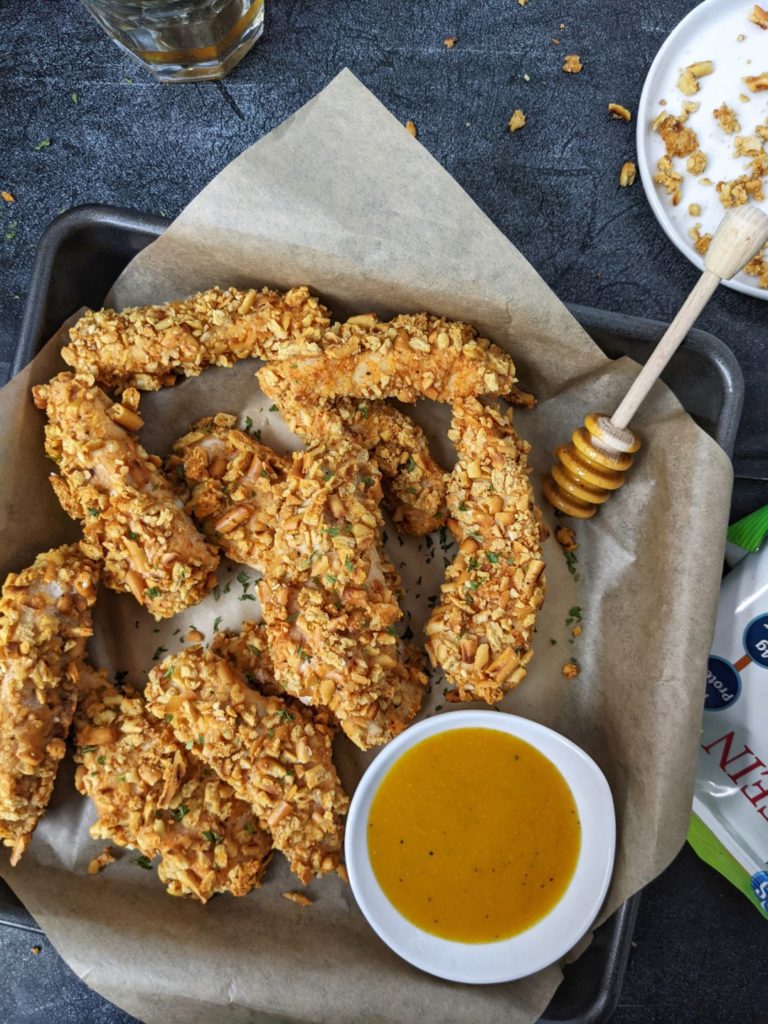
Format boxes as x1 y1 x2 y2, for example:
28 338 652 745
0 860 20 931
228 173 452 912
1 1 767 1022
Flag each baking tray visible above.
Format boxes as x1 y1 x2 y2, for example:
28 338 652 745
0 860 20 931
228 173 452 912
1 204 744 1024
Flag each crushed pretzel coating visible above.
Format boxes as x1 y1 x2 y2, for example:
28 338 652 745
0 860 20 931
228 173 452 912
608 103 631 122
508 109 526 133
258 437 428 749
0 545 99 865
713 103 741 134
209 621 283 697
32 373 218 619
689 224 713 255
75 667 272 901
686 150 708 175
424 399 545 704
87 847 117 875
744 73 768 93
654 156 683 205
61 286 331 393
168 414 288 572
562 54 582 74
619 162 637 187
749 4 768 28
283 890 313 906
555 526 578 552
734 135 766 158
256 312 519 406
562 660 580 679
145 645 348 884
258 376 449 537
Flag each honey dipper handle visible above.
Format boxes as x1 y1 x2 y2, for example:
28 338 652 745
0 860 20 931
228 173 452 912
610 268 719 430
611 205 768 432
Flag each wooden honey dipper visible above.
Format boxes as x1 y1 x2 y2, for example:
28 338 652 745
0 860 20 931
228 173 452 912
543 205 768 518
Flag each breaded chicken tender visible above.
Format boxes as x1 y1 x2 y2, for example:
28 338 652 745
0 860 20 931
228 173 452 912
258 437 428 750
0 544 99 865
257 312 519 404
61 286 331 392
209 620 283 697
258 369 448 536
145 646 348 885
74 667 271 901
32 373 219 619
424 399 546 703
167 414 288 571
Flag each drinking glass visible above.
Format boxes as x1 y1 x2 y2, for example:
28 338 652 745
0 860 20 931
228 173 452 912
81 0 264 82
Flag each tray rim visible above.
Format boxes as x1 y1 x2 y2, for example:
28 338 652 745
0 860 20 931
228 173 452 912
4 202 745 1024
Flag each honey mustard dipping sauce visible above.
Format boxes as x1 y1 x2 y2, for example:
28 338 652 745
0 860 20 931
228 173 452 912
367 727 581 943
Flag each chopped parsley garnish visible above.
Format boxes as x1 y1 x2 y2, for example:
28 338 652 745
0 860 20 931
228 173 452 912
96 755 106 765
171 804 189 822
360 476 374 489
564 550 580 581
458 501 468 512
325 526 340 537
202 829 223 845
127 530 139 540
565 606 582 626
87 507 99 517
244 416 253 434
146 587 161 599
269 404 279 412
131 855 153 870
114 670 128 685
358 403 369 418
213 616 222 633
405 456 416 472
239 593 256 601
80 745 98 754
386 625 398 636
344 556 354 571
237 571 250 592
278 709 295 722
486 551 499 564
34 138 51 151
325 574 337 585
152 646 167 661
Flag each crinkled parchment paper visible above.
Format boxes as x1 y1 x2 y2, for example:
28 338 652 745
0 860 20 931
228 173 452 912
0 71 732 1024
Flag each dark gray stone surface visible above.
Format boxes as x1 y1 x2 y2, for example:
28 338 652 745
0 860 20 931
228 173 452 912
1 1 767 1022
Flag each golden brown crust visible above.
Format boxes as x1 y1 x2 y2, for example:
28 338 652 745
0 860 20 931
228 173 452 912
144 646 348 885
74 667 271 901
0 544 99 864
61 286 332 392
258 312 518 405
424 399 545 703
32 373 219 619
258 437 428 750
167 414 289 571
258 370 449 536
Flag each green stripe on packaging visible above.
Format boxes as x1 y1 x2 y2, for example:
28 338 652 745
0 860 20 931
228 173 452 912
688 814 768 920
727 504 768 554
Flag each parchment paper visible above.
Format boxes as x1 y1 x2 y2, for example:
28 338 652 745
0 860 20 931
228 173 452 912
0 71 733 1024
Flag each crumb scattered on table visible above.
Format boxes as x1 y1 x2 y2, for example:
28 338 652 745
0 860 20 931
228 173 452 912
508 109 526 133
619 161 637 187
555 526 577 552
562 54 582 74
608 103 631 122
443 36 457 48
1 191 13 203
562 659 580 679
31 946 41 955
405 120 418 138
88 846 118 875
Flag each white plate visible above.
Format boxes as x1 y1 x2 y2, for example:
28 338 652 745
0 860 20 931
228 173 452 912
637 0 768 299
345 710 616 985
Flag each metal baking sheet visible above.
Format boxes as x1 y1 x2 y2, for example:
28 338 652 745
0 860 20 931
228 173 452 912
1 204 745 1024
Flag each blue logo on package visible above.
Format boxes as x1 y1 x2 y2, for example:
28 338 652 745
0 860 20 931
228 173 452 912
743 613 768 668
750 871 768 912
705 656 741 710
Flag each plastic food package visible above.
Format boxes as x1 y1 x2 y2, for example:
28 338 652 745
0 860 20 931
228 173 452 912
690 506 768 919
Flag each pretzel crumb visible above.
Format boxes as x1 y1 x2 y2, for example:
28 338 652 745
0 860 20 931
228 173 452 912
699 177 713 186
748 5 768 29
739 94 751 103
555 526 578 552
443 36 457 48
562 660 580 679
743 73 768 93
654 156 683 205
619 161 637 187
655 113 699 158
608 103 631 122
1 191 14 203
31 946 42 955
688 203 701 216
689 224 713 255
686 150 708 175
744 254 768 288
737 33 746 41
405 120 418 138
283 890 313 906
517 0 528 6
714 103 740 134
716 172 764 208
87 847 118 875
508 109 526 133
562 54 582 73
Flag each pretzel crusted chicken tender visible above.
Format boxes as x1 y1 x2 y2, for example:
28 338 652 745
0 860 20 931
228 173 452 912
425 399 546 703
61 286 332 392
167 414 289 572
258 367 448 536
32 373 219 619
209 620 282 696
260 312 519 404
145 646 348 885
74 667 271 901
258 437 428 750
0 544 99 865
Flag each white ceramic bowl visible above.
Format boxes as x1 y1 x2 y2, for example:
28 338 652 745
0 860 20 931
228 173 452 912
345 710 616 985
636 0 768 300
